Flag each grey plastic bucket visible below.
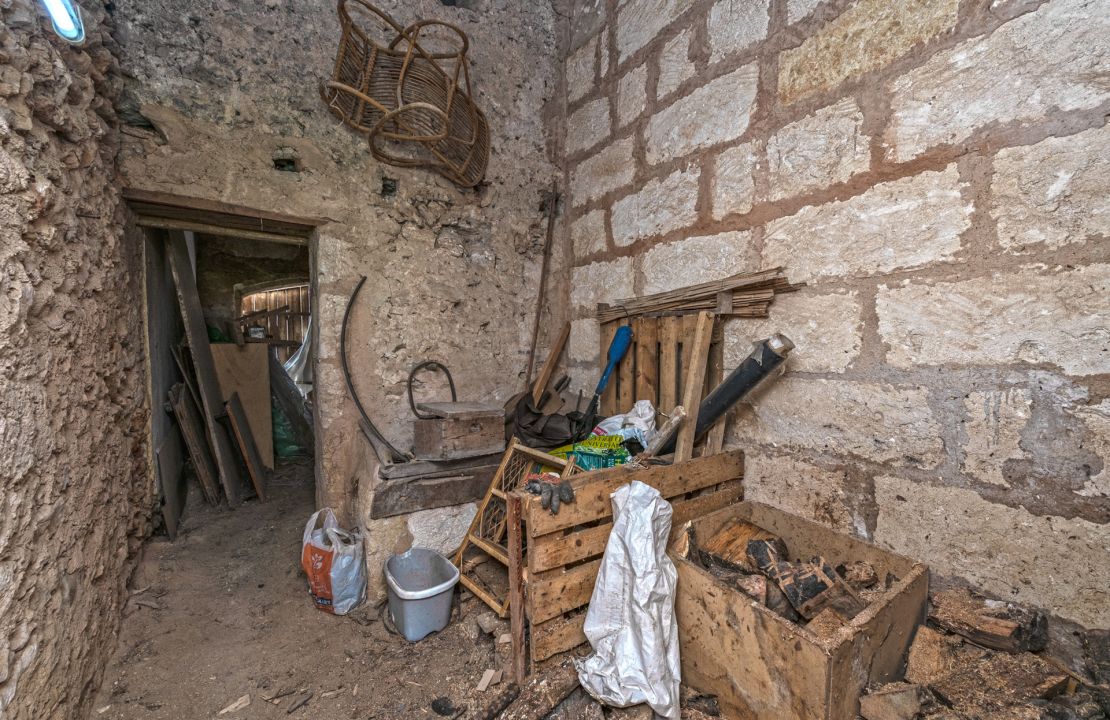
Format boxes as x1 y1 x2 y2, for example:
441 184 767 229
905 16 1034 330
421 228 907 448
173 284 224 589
384 547 460 642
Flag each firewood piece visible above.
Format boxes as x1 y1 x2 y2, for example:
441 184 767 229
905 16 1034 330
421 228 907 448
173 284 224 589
859 683 930 720
497 661 580 720
745 537 789 575
218 695 251 715
1083 629 1110 685
476 668 502 692
841 561 879 590
930 588 1048 653
770 557 866 620
704 521 782 567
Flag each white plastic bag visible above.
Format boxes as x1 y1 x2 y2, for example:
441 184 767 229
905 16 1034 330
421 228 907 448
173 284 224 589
593 399 657 441
301 508 366 615
575 481 681 718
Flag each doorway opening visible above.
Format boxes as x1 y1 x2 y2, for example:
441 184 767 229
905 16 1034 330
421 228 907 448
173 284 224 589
126 189 324 538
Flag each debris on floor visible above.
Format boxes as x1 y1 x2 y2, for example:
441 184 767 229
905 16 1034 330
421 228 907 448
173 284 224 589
859 591 1110 720
92 460 516 720
929 587 1049 653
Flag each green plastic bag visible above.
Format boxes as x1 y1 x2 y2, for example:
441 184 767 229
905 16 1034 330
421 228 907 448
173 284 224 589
273 402 308 457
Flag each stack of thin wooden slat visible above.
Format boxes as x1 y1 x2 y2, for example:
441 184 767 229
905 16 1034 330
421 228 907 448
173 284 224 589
596 267 801 323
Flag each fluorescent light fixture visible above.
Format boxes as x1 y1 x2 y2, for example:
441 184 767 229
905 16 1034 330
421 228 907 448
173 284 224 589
41 0 85 43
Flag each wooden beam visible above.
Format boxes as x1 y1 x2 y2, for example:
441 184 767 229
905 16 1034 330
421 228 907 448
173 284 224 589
166 230 244 506
378 452 502 480
123 187 326 229
137 216 309 246
370 466 500 519
674 311 714 462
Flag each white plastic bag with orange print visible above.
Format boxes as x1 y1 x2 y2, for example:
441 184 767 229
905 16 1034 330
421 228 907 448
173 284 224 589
301 508 366 615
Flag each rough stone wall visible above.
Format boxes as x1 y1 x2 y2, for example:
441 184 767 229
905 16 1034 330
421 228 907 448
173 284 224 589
112 0 562 600
560 0 1109 631
0 2 152 717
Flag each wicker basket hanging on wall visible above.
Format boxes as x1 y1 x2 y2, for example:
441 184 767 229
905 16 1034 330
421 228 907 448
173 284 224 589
320 0 490 189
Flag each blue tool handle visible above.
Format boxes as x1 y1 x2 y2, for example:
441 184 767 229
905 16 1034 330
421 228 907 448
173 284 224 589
594 325 633 395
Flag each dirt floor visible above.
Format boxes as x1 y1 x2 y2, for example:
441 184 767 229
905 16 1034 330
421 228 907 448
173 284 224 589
92 458 721 720
92 458 511 720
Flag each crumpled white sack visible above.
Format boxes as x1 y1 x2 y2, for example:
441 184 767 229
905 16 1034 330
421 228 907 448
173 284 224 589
593 399 657 442
574 480 680 718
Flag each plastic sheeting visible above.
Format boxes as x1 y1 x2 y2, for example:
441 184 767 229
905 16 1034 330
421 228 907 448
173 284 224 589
283 317 313 398
575 481 681 718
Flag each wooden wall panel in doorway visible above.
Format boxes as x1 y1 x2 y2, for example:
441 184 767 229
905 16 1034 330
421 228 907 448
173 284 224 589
240 284 310 363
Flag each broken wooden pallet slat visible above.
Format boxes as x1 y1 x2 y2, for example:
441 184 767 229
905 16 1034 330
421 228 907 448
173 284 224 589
704 331 728 455
527 559 602 625
674 311 714 463
528 610 588 664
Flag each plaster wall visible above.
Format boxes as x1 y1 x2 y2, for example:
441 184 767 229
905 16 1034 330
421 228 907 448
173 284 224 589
559 0 1110 631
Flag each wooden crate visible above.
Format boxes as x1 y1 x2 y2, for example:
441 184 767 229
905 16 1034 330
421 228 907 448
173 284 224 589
673 502 928 720
513 450 745 664
413 402 506 461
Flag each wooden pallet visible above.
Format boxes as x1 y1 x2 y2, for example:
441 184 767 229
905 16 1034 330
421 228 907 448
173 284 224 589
509 450 746 665
454 440 577 617
599 314 723 422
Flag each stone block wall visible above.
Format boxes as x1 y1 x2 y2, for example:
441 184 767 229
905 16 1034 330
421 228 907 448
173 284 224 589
558 0 1109 631
0 2 152 717
112 0 563 601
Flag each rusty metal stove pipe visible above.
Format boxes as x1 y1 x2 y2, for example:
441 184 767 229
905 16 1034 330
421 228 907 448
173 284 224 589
660 333 794 455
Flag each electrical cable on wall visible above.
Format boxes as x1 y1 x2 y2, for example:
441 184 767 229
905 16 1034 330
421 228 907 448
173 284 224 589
340 275 408 463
